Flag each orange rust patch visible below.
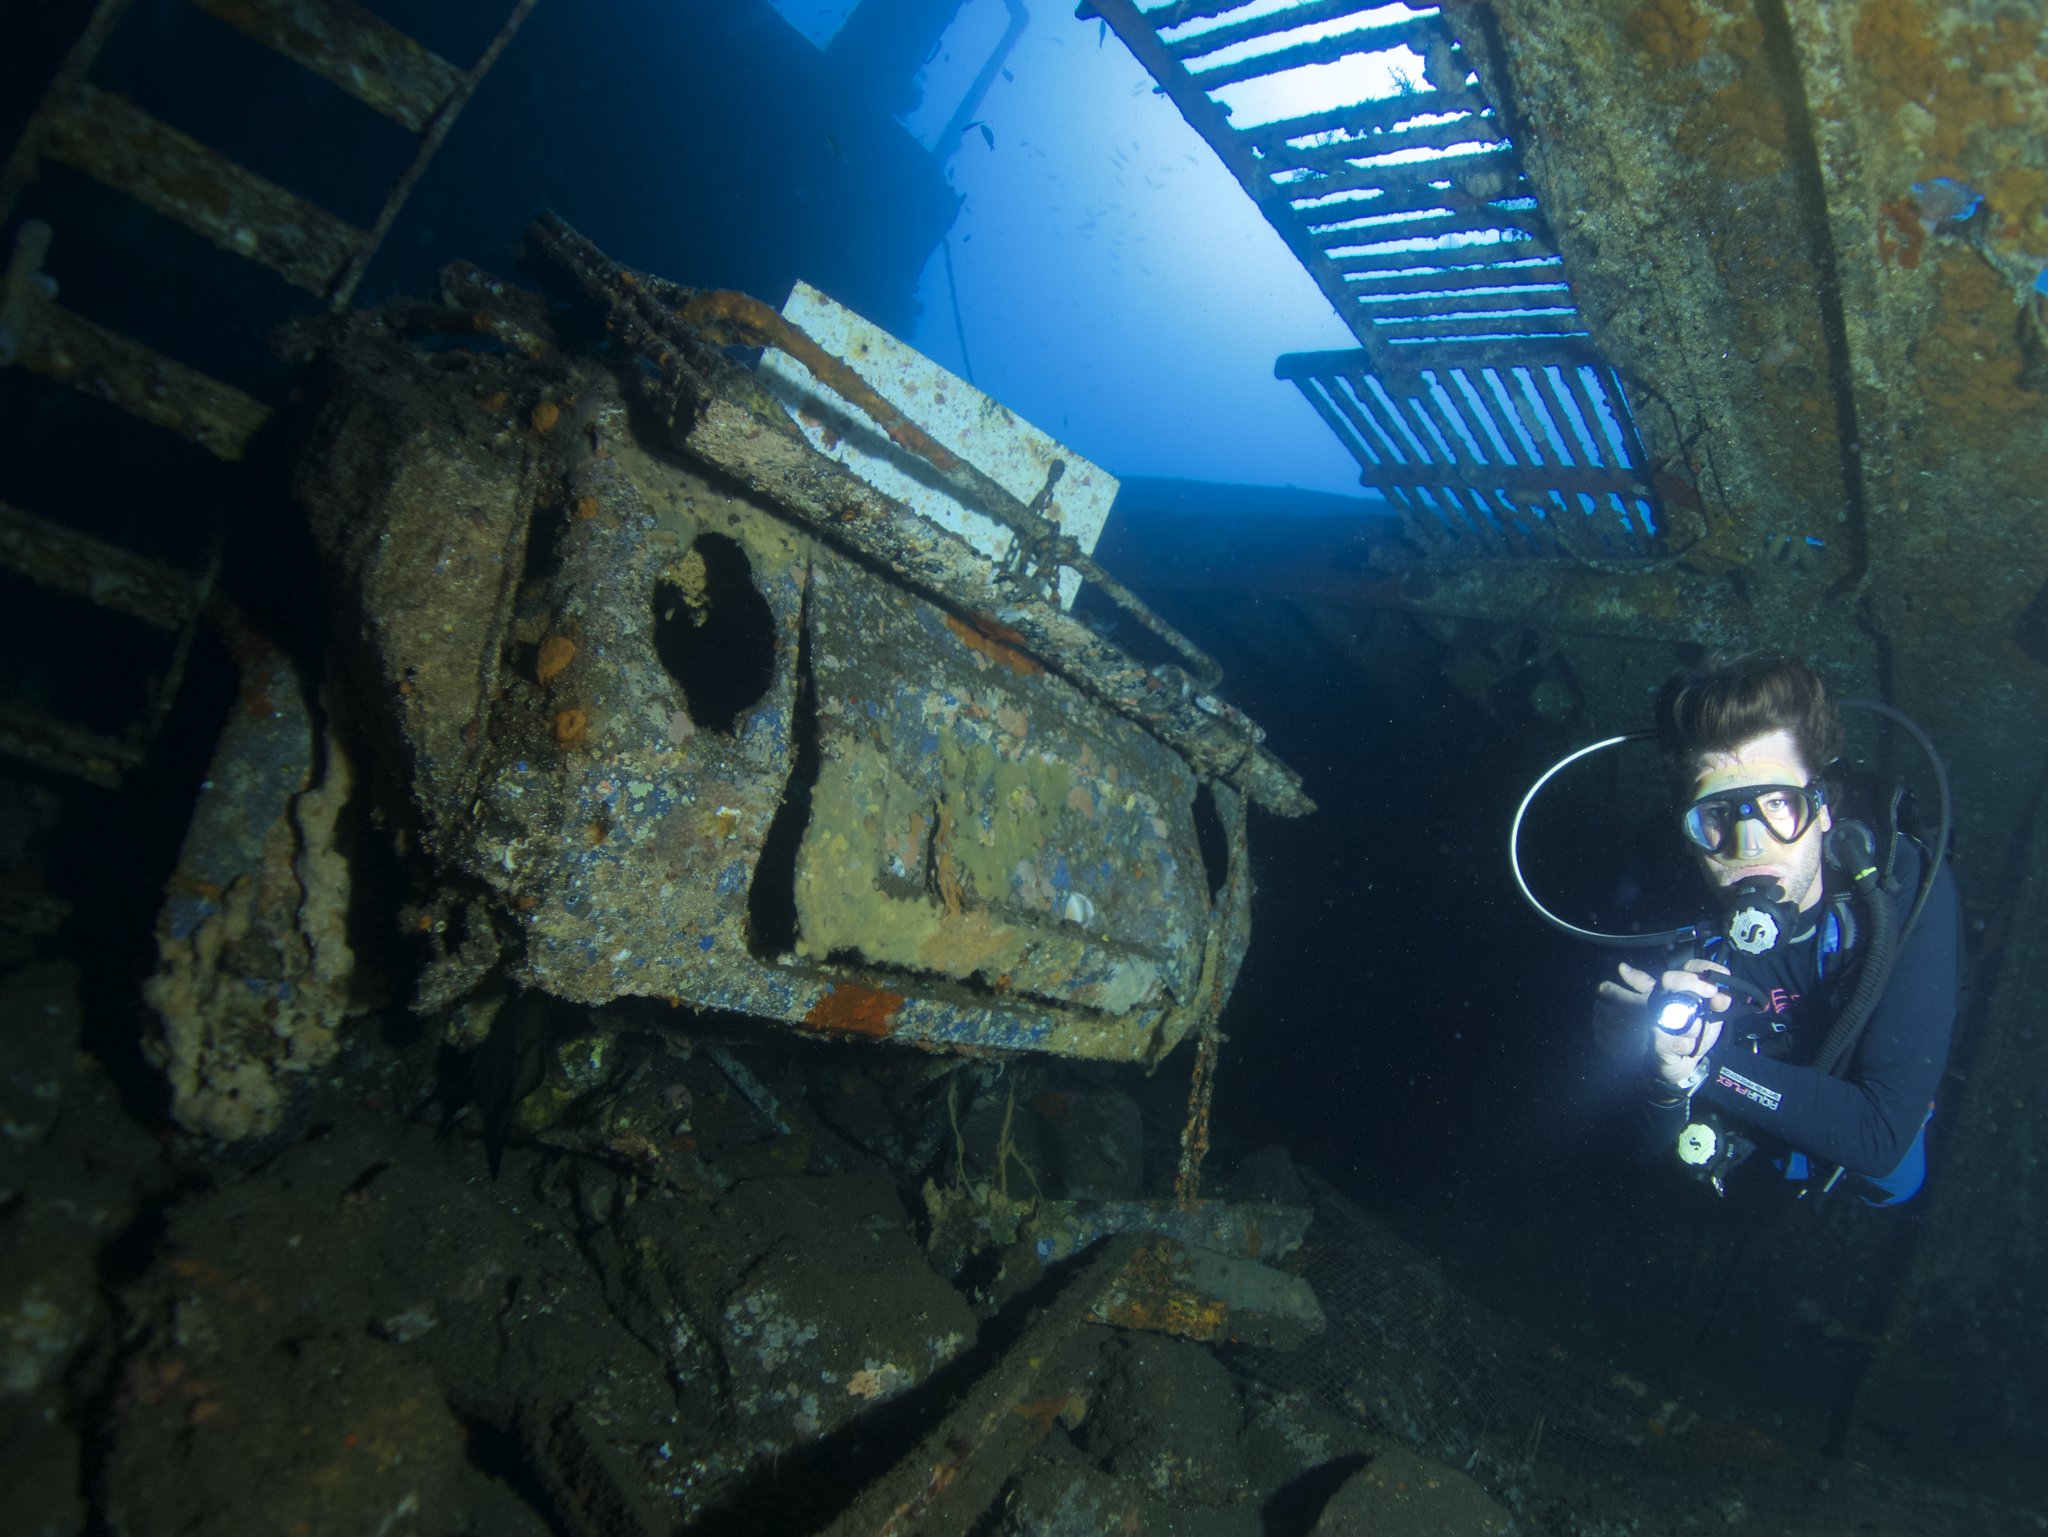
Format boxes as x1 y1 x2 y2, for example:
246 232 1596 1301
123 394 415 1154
944 612 1043 675
530 400 561 434
553 708 590 746
574 493 600 521
1878 198 1925 270
806 982 905 1037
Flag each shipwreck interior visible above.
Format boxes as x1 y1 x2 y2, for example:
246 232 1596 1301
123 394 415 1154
2 1 2046 1534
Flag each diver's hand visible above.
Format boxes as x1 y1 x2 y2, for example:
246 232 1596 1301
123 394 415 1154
1593 961 1730 1084
1632 960 1730 1087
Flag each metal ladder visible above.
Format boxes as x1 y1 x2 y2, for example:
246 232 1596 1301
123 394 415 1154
1083 0 1669 563
0 0 538 796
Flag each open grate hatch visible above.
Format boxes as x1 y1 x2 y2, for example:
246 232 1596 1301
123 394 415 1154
1084 0 1672 564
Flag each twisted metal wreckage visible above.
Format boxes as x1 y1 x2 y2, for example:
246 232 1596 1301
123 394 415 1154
1 4 1327 1413
150 215 1312 1184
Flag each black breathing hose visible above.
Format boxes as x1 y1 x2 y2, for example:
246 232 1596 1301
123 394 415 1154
1811 876 1896 1078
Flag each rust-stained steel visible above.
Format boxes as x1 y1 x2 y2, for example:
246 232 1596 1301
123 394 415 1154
1174 780 1247 1207
681 289 973 475
17 294 271 460
683 287 1224 687
0 499 201 629
296 280 1259 1065
530 216 1307 818
189 0 465 134
36 83 367 296
0 702 140 789
818 1235 1140 1537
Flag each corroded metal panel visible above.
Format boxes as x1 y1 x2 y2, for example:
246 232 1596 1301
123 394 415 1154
299 307 1260 1064
796 555 1206 1028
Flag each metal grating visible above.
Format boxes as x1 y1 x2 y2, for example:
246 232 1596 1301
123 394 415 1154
1082 0 1669 561
1278 350 1666 562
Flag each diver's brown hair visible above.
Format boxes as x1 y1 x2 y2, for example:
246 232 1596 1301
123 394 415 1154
1654 652 1843 793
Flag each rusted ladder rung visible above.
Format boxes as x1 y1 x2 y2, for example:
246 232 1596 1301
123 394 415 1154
0 703 145 789
38 82 367 296
1359 288 1578 321
1318 210 1552 255
1336 244 1562 279
20 299 272 460
1188 13 1445 90
1281 143 1518 204
1165 0 1419 63
1343 266 1566 300
1373 313 1589 342
189 0 464 133
1246 88 1485 150
0 499 201 630
1270 113 1511 171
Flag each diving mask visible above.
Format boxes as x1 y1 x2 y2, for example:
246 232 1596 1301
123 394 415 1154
1678 782 1824 856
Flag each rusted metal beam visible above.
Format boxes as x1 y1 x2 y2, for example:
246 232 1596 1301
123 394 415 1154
16 297 270 459
1167 0 1425 64
36 82 366 295
1355 288 1577 319
1246 87 1488 150
1184 12 1447 85
1266 111 1510 169
817 1235 1142 1536
1314 207 1553 250
1300 181 1531 230
0 703 141 788
188 0 465 133
0 499 200 629
1290 144 1519 204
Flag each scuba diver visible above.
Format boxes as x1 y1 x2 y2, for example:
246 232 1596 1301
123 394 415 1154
1515 653 1960 1202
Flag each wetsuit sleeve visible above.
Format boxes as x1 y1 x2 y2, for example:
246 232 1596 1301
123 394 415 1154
1694 845 1958 1177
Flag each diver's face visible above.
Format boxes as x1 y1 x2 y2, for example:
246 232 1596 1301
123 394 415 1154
1684 728 1832 913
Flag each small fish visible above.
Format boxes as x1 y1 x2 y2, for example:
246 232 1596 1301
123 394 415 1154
823 128 846 161
1002 67 1014 82
1098 19 1107 45
962 120 995 150
1910 176 1982 227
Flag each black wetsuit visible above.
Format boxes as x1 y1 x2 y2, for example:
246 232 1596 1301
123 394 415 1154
1645 836 1960 1194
